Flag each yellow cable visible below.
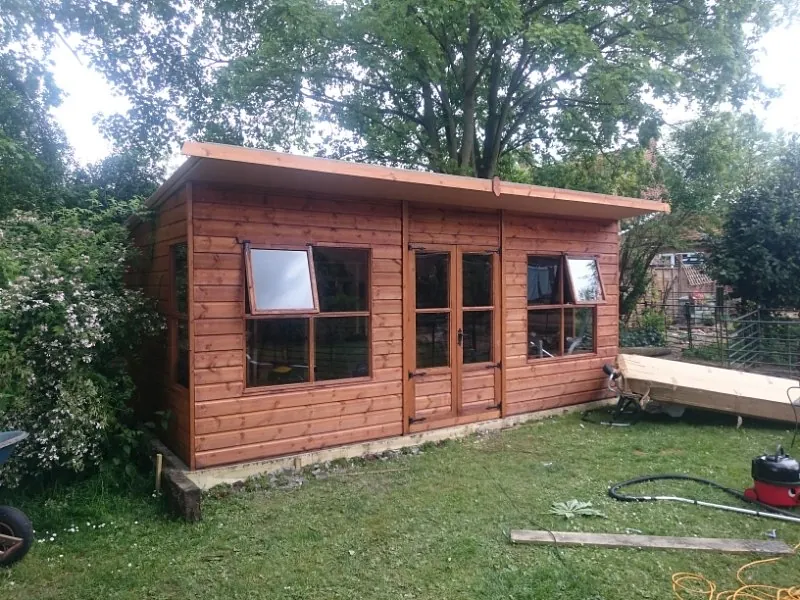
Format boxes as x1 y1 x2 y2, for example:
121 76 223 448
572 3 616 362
672 544 800 600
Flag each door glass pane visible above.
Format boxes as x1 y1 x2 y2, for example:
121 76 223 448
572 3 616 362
528 309 562 359
315 316 369 380
527 256 561 305
249 249 315 311
416 252 449 309
565 308 595 355
313 247 369 312
463 310 492 364
463 254 492 307
246 318 310 386
566 258 604 302
416 313 449 368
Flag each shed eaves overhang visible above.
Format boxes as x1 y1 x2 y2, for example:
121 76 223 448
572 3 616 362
145 141 669 221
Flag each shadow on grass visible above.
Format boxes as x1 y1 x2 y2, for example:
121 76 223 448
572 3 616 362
583 405 795 434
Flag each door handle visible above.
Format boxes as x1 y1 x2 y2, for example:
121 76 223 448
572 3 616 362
457 328 463 346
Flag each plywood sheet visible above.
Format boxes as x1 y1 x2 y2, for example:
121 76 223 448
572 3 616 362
618 354 800 424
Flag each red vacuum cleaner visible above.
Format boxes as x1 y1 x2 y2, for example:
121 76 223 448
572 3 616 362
609 448 800 524
744 448 800 508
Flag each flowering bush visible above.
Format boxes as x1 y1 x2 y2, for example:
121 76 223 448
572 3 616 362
0 203 162 486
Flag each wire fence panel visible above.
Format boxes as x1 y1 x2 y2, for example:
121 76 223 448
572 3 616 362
621 294 800 378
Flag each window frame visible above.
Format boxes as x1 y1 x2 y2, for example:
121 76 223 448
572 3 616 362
244 244 320 316
564 254 606 305
243 243 372 392
169 241 189 389
526 253 604 362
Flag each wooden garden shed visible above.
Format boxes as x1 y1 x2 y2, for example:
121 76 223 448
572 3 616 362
130 141 668 470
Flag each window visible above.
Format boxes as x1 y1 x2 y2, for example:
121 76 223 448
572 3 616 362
246 248 318 313
566 257 604 303
170 243 189 387
527 255 604 359
245 246 370 388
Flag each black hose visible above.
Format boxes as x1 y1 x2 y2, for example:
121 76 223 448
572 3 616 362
609 474 800 519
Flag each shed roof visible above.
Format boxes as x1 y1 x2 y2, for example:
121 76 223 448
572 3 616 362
146 141 669 221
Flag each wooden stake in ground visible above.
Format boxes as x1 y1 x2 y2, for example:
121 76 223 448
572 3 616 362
509 530 795 555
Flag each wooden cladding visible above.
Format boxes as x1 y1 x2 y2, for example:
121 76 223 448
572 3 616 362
135 180 620 470
190 185 403 468
129 189 191 464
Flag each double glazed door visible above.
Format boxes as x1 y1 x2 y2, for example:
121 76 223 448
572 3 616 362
408 245 501 426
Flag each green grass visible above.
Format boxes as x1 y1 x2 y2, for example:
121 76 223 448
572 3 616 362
3 410 800 599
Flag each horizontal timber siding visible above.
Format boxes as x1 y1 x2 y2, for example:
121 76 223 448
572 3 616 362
191 184 404 468
503 213 618 415
130 189 191 464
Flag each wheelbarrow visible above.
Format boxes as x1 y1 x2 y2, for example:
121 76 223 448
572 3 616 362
0 431 33 566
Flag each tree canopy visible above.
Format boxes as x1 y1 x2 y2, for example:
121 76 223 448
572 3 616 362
42 0 786 178
709 137 800 309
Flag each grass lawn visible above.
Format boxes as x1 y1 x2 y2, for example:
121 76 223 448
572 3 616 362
3 409 800 599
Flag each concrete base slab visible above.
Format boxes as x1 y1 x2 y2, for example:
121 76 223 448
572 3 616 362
187 398 614 490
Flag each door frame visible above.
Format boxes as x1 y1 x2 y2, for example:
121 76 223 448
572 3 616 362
404 243 502 431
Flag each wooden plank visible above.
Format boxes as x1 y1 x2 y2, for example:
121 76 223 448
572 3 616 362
194 365 243 385
195 334 244 353
505 378 605 405
194 285 242 302
195 394 402 435
193 186 402 218
194 349 243 369
372 339 403 356
193 202 401 233
194 268 242 286
193 220 402 246
618 354 800 424
196 380 404 418
195 422 403 468
196 407 402 451
408 409 500 433
504 389 613 416
408 232 500 247
509 531 795 554
194 302 242 319
194 319 243 336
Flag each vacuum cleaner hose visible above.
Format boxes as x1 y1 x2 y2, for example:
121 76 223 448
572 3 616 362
609 473 800 519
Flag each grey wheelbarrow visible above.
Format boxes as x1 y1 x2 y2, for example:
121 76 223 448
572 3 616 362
0 431 32 566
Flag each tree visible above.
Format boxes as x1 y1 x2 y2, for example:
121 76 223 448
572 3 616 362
0 51 71 215
70 150 163 206
709 137 800 309
663 112 780 215
0 2 74 215
56 0 784 177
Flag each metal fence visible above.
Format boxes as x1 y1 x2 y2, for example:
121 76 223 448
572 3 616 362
621 295 800 378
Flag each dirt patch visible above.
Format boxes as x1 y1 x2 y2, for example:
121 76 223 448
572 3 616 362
659 448 685 456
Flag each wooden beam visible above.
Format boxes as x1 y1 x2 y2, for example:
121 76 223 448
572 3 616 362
618 354 800 424
509 531 795 554
186 181 196 471
499 209 507 418
401 200 413 434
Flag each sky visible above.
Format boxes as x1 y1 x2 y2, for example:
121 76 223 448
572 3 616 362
49 24 800 166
